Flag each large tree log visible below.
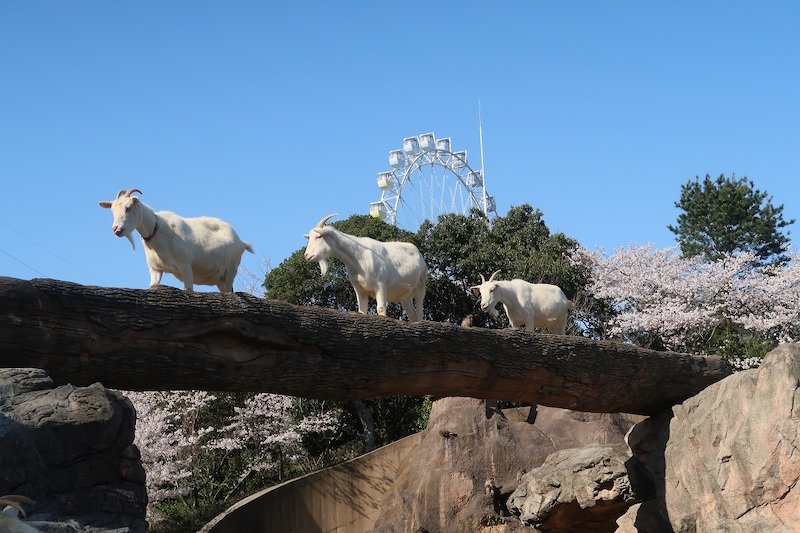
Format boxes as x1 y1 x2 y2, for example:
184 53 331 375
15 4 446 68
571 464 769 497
0 277 731 415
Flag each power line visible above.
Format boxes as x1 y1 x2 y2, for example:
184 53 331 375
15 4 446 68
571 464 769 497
0 248 48 277
0 220 100 282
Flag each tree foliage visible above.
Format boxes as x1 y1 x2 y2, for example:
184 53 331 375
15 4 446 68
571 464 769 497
418 205 590 325
668 174 794 264
129 391 339 532
582 245 800 362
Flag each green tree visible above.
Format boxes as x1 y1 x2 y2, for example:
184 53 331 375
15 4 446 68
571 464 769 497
418 204 590 326
668 174 794 264
415 210 492 323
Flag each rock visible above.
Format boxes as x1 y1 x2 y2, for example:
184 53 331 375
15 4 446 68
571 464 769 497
370 398 642 533
660 343 800 532
508 444 641 532
621 343 800 533
614 501 671 533
0 369 147 532
619 410 673 531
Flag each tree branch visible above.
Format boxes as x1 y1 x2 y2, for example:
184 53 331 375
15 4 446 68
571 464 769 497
0 277 731 415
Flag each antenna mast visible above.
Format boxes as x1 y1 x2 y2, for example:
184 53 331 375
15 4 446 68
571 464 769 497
478 101 488 215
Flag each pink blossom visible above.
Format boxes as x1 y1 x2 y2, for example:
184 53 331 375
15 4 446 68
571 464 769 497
125 390 340 512
582 245 800 356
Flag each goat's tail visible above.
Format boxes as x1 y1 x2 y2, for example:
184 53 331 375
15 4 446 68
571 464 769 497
244 242 255 254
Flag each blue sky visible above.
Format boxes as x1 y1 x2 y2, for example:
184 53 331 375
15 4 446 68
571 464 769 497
2 2 798 292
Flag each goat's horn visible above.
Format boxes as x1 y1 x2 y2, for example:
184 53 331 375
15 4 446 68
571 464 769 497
0 495 34 505
480 273 486 284
0 494 35 517
488 269 501 282
125 188 142 197
316 213 337 228
116 190 127 199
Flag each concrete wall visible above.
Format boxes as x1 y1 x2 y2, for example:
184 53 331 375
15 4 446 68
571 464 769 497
201 433 422 533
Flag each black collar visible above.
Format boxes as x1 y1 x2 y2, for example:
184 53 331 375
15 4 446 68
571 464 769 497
143 217 158 242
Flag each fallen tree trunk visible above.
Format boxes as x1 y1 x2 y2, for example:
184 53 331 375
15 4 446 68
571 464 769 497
0 277 731 415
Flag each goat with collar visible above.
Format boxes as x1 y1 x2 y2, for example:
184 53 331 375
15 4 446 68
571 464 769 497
99 188 254 292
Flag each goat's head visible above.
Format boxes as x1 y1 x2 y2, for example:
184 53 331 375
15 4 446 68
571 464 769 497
98 188 143 250
470 269 502 317
303 213 337 276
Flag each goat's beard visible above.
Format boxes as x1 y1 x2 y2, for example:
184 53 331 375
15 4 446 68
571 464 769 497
125 233 136 251
318 259 328 276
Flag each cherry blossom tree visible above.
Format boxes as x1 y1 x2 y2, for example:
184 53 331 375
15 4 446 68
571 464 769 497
126 388 339 524
580 245 800 366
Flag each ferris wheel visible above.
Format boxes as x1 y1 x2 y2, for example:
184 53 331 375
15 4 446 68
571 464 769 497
369 132 497 230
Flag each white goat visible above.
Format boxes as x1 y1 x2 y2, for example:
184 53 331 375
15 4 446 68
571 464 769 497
303 214 427 322
470 270 574 333
99 188 253 292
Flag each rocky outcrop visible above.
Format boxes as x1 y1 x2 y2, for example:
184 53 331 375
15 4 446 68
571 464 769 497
370 398 642 532
665 343 800 531
614 501 670 533
619 410 673 532
508 444 643 532
625 343 800 532
0 368 147 532
369 344 800 533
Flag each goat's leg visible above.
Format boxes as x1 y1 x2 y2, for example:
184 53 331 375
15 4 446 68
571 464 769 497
355 288 370 314
180 267 194 292
401 298 417 322
413 284 426 322
148 269 163 288
375 289 388 317
552 313 568 335
217 282 233 293
217 272 234 293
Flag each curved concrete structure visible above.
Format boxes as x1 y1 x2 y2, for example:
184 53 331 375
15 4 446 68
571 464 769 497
201 433 422 533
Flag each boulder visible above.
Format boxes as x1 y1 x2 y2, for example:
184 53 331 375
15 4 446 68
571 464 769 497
625 343 800 532
508 444 642 532
614 501 671 533
370 398 642 532
663 343 800 532
0 368 147 532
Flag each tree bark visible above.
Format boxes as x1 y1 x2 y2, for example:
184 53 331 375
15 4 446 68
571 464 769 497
0 277 731 415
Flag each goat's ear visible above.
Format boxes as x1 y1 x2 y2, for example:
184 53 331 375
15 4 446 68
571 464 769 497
99 201 112 209
469 285 480 294
130 196 140 204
